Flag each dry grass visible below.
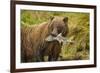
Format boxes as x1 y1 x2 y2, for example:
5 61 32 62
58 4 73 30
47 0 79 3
21 10 90 61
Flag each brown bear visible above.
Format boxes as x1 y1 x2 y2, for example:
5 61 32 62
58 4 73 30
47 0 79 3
21 16 69 62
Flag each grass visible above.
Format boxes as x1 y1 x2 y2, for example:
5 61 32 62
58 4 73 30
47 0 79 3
21 10 90 61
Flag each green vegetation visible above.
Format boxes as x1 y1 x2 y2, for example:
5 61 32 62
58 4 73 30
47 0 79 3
21 10 90 61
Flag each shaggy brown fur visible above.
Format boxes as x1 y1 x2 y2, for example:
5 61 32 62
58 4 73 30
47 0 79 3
21 16 68 62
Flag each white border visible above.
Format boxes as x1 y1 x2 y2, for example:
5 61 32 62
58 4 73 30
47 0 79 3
16 4 94 69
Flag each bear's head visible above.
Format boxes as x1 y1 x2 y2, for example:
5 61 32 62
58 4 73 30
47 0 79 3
45 16 69 44
49 16 68 37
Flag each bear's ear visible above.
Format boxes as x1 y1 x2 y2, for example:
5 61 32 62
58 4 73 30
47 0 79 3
48 16 54 32
50 16 54 21
63 17 68 23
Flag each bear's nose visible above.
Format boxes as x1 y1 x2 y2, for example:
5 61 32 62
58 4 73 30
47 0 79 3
51 33 57 37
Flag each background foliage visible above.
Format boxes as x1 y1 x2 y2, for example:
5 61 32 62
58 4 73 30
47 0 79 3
21 10 90 61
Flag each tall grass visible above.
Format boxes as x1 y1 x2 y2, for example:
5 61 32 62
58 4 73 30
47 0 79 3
21 10 90 60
